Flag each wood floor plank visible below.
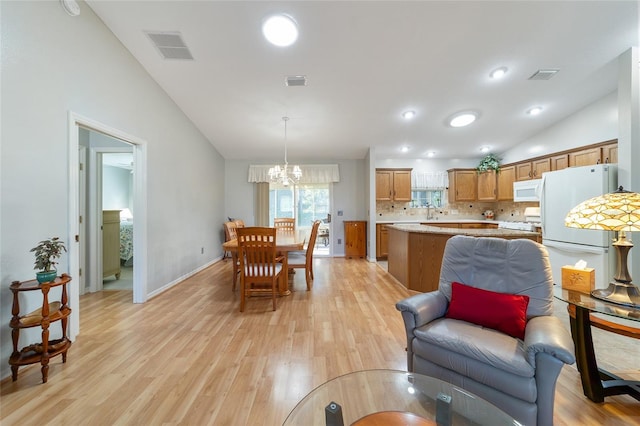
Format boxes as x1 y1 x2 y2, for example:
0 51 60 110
1 258 639 425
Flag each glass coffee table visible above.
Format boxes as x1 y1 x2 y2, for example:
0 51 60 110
554 286 640 403
283 369 519 425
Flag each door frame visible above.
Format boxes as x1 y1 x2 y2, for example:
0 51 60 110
67 111 148 338
89 147 134 293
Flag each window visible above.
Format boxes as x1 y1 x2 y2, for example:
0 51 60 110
411 190 443 208
269 183 330 227
269 185 294 224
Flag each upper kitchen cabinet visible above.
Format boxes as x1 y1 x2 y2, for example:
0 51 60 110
569 147 602 167
477 170 497 201
602 143 618 164
496 165 515 201
448 169 477 202
515 158 550 181
376 168 412 201
550 154 569 171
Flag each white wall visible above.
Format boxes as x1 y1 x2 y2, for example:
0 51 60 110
103 165 131 210
500 92 618 164
225 159 367 256
375 157 478 172
0 1 226 379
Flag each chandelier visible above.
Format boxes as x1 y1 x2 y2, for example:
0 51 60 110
269 116 302 187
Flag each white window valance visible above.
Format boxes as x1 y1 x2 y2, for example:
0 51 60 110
411 171 449 190
248 164 340 184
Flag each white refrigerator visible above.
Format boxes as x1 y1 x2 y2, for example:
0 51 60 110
541 164 618 287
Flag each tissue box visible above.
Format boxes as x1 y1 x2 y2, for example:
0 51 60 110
561 266 595 293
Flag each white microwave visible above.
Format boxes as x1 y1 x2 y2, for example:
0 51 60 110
513 179 542 202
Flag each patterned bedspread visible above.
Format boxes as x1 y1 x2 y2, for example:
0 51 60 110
120 221 133 266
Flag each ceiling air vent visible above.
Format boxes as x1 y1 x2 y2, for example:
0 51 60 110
528 69 559 80
285 75 307 87
145 31 194 60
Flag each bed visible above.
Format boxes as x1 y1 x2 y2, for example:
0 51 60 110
120 220 134 267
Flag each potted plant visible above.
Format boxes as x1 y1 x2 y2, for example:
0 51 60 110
476 153 501 173
30 237 66 283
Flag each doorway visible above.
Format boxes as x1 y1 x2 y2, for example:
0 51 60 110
67 112 148 339
100 151 135 291
269 182 332 256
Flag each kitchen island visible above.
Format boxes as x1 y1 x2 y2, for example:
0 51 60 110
388 224 541 292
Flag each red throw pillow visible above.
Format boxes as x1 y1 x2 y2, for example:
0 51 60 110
445 281 530 340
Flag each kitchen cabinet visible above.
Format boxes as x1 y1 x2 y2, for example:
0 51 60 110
459 222 498 229
515 158 550 181
550 154 569 171
602 143 618 164
532 158 551 178
375 168 412 201
448 169 477 202
497 165 515 200
388 226 539 292
376 224 389 259
515 162 532 181
569 147 602 167
477 170 497 201
345 221 367 259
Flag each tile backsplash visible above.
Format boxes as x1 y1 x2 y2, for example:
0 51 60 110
376 200 539 221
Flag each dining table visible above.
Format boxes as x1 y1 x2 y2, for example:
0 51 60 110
222 230 304 296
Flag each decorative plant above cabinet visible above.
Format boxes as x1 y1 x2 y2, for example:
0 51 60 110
476 154 501 173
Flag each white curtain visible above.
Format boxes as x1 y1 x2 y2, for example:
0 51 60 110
412 171 449 189
248 164 340 183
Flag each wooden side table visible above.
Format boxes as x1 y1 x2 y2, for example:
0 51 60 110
9 274 72 383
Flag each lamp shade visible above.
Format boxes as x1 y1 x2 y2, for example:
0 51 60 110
565 186 640 231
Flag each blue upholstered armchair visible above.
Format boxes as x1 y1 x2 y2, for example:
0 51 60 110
396 235 575 426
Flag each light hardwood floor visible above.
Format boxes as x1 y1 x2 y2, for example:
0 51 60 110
1 258 639 425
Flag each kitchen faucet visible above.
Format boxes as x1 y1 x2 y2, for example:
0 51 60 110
426 203 434 220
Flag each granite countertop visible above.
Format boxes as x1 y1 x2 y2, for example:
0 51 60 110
376 219 499 224
387 223 540 237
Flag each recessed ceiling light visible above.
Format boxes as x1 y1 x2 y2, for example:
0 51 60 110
449 112 477 128
527 106 543 116
490 67 507 79
427 151 436 158
401 146 410 153
402 110 416 120
262 14 298 47
480 146 491 153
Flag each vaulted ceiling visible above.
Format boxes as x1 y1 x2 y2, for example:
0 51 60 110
86 1 638 161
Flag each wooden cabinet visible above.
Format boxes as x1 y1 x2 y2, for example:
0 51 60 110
345 221 367 259
550 154 569 171
515 158 550 181
497 165 515 200
376 224 389 259
459 222 498 229
569 147 602 167
103 210 121 280
515 162 532 181
477 170 497 201
532 158 551 178
9 274 72 383
448 169 477 202
375 169 412 201
602 143 618 164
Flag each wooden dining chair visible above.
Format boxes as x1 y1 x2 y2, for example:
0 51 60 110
287 220 321 290
223 221 241 290
237 227 284 312
274 217 295 233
